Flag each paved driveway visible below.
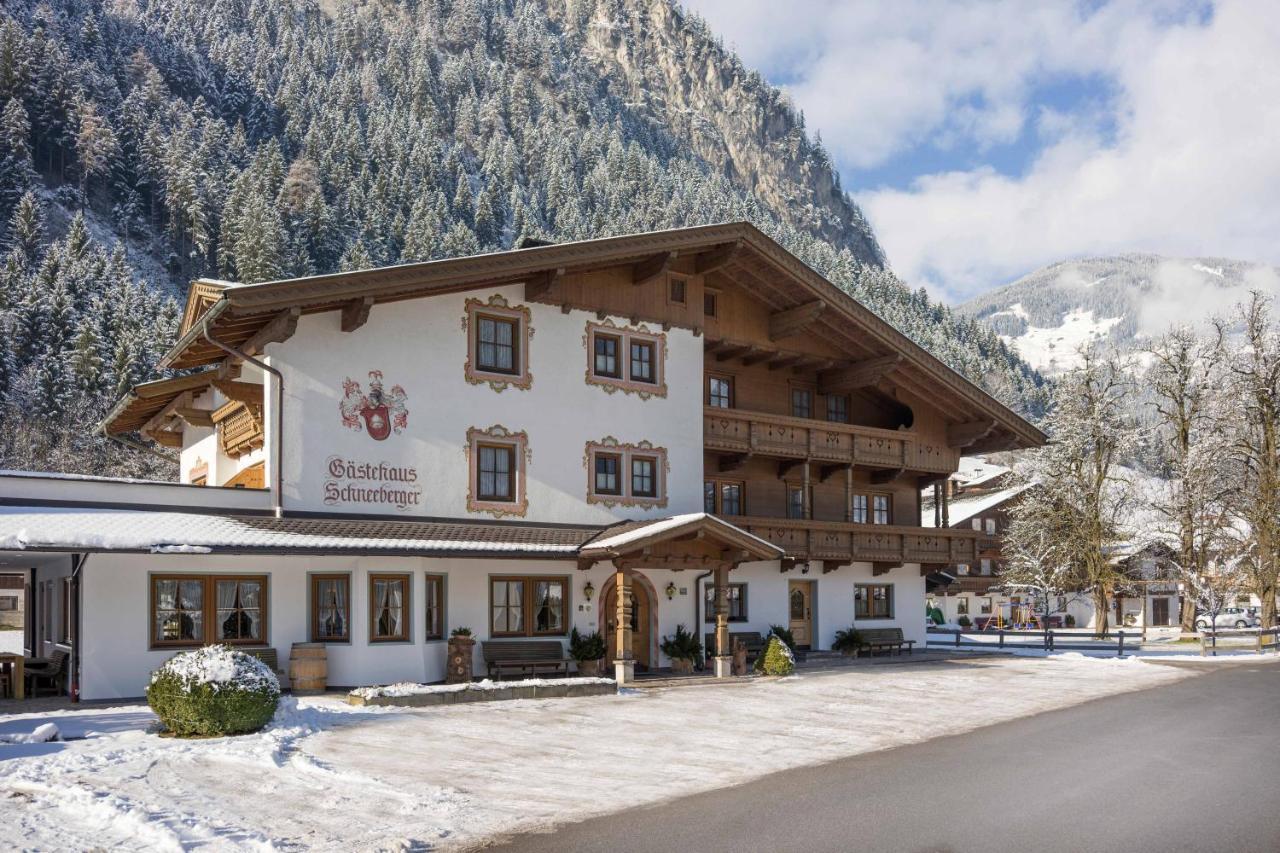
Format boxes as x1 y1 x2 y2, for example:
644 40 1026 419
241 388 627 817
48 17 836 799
492 659 1280 853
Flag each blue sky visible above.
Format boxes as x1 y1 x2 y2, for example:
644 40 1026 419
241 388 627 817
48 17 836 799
682 0 1280 304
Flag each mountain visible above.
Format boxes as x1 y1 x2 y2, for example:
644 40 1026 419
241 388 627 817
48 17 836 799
0 0 1047 475
959 253 1280 375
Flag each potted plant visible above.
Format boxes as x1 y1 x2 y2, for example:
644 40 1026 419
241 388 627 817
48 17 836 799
446 627 475 684
660 624 702 675
1065 614 1076 628
832 627 863 657
450 626 473 638
569 627 606 677
957 615 972 629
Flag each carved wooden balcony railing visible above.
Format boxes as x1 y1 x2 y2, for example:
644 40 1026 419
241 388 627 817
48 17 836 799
719 515 979 569
213 400 265 459
704 407 958 475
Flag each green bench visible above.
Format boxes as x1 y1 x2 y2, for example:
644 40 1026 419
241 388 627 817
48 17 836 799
857 628 915 656
481 640 570 680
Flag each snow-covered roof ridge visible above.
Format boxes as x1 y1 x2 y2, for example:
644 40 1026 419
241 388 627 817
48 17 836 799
922 482 1032 528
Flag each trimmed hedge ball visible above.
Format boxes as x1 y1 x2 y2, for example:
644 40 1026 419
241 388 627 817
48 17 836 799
753 634 796 676
147 645 281 737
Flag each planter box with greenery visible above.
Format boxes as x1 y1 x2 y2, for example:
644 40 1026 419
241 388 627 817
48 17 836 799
660 624 702 675
146 645 280 737
569 627 606 677
832 627 863 657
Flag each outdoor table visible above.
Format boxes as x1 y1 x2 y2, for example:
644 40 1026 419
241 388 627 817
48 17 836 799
0 653 24 700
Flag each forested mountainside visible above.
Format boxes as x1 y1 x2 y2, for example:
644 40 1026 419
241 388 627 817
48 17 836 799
0 0 1046 476
959 253 1280 376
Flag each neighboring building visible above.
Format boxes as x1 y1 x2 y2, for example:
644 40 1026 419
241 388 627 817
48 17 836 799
0 223 1044 700
0 572 24 631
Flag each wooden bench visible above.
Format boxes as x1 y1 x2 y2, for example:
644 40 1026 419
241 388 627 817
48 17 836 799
857 628 916 656
481 641 570 680
704 631 765 660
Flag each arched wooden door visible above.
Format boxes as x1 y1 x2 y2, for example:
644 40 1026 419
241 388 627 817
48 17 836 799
604 582 652 670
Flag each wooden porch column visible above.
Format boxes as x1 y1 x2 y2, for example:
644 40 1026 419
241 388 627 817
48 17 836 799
802 461 812 520
845 466 855 522
613 566 634 684
941 479 951 528
933 483 942 527
712 564 732 677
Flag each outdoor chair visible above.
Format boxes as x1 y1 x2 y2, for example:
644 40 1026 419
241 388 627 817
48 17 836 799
24 649 68 697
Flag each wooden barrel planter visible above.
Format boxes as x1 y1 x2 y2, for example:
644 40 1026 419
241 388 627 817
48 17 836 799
289 643 327 694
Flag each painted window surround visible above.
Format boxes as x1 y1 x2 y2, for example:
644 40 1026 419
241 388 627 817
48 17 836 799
463 293 533 391
583 437 669 509
583 318 668 399
465 425 531 518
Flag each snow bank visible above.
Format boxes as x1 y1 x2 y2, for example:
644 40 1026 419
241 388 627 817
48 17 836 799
351 676 614 699
0 723 59 745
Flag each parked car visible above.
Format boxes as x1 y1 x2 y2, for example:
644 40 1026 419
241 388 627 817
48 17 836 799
1195 607 1260 630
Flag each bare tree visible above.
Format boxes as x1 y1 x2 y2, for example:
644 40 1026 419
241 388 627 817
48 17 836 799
1144 325 1232 631
1000 503 1086 627
1007 346 1140 636
1216 293 1280 628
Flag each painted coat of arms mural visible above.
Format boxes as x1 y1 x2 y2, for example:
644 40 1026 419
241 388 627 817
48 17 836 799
339 371 408 441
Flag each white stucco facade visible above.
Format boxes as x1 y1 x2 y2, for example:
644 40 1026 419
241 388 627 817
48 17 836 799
266 285 703 525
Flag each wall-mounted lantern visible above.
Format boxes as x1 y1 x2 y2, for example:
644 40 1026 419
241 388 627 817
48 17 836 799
665 581 677 600
583 580 595 601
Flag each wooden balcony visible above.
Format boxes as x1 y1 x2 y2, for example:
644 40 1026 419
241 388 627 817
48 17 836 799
704 407 958 475
720 515 979 570
213 400 265 459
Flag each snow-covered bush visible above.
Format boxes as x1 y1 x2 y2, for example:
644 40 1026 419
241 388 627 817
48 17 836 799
146 645 280 737
753 635 795 676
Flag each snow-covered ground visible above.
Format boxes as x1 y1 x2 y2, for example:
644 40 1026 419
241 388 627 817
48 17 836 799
998 307 1124 375
0 629 21 655
0 656 1195 851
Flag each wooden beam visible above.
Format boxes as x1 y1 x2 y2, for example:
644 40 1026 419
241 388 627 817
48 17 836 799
821 560 842 574
819 463 851 483
920 564 944 576
339 296 374 333
947 419 998 449
694 240 742 275
242 307 301 356
145 429 183 448
715 344 756 363
872 562 898 576
524 267 564 301
766 354 805 371
769 300 826 341
777 459 804 479
211 380 263 405
818 354 902 395
718 453 750 473
871 467 904 485
632 251 676 286
173 407 214 428
741 348 778 367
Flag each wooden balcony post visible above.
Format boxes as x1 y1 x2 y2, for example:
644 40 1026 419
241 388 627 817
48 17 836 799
941 479 951 528
713 564 732 677
614 566 634 684
845 465 854 523
802 461 811 520
933 483 942 527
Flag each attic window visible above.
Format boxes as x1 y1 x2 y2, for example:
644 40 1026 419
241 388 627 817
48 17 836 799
668 276 687 304
704 289 719 318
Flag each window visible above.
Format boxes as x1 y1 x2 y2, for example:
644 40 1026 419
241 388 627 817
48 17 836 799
491 576 568 637
593 333 621 378
369 573 410 642
467 426 528 517
956 597 969 616
985 518 997 535
151 575 268 648
826 394 848 423
873 494 891 525
980 558 993 575
594 453 622 495
704 480 715 513
586 322 667 396
708 375 733 408
787 485 809 520
630 340 655 383
703 583 747 622
464 295 532 390
476 315 518 375
60 577 72 644
979 596 993 615
424 575 445 641
972 518 982 531
669 276 687 304
0 595 16 611
477 444 515 502
42 581 51 643
957 563 971 575
791 388 813 419
704 289 719 318
720 482 742 515
587 440 668 506
851 493 868 523
855 584 894 619
310 574 350 643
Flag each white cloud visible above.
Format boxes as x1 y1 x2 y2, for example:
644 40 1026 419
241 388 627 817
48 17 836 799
684 1 1280 303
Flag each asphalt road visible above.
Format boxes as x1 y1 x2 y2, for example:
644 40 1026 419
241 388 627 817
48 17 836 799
489 660 1280 853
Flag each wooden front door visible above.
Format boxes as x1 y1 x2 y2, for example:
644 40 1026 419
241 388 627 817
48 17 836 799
789 581 814 649
1152 597 1170 626
605 582 651 670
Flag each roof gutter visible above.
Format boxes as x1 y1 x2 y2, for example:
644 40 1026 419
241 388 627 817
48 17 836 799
201 320 285 519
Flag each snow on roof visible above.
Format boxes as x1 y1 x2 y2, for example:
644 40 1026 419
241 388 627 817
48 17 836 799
922 483 1031 528
951 456 1011 489
0 506 595 556
583 512 782 557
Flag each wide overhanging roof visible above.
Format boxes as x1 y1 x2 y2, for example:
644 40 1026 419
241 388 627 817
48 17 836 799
159 222 1045 451
99 369 222 435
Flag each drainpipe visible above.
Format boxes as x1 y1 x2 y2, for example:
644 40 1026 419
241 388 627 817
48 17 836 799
69 553 88 704
694 570 712 668
202 320 285 518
